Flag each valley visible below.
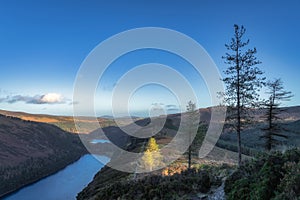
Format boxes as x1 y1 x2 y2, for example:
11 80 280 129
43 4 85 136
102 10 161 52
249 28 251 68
1 106 300 199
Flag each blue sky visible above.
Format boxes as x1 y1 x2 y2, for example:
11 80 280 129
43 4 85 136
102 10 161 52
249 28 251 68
0 0 299 116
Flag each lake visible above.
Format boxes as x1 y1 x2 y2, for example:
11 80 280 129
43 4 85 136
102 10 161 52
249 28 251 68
4 154 110 200
89 139 111 144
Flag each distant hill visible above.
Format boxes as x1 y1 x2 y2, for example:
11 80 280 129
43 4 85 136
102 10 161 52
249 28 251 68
83 105 300 157
0 114 87 197
2 106 299 134
0 109 140 134
217 106 300 153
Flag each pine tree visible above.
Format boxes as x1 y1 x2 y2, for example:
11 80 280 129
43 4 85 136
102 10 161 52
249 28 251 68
222 24 265 166
261 78 293 151
186 101 197 169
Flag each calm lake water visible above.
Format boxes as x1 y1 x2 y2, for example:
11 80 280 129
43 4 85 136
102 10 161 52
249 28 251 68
4 154 110 200
89 139 111 144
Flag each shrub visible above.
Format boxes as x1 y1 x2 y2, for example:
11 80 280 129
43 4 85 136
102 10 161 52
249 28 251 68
92 168 211 199
225 148 300 200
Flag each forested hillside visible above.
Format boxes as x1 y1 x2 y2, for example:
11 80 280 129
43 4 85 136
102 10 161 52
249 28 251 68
0 114 87 197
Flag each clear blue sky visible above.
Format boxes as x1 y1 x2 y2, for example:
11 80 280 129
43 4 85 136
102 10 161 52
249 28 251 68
0 0 299 116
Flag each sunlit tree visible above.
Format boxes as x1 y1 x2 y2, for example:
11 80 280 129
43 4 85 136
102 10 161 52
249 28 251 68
141 137 161 171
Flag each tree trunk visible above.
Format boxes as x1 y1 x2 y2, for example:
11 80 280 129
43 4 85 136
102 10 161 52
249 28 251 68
237 107 242 166
188 146 191 169
188 132 191 169
267 104 273 151
236 43 242 166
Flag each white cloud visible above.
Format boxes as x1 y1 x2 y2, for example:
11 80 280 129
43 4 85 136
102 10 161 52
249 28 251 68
0 93 66 104
39 93 63 104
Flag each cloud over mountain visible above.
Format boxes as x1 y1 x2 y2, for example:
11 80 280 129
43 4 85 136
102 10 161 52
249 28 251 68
0 93 65 104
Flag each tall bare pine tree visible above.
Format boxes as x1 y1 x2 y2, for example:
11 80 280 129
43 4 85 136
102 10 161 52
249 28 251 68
222 24 265 166
261 78 293 151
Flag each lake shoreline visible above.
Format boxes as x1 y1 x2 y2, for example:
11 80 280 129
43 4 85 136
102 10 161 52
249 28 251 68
1 153 87 199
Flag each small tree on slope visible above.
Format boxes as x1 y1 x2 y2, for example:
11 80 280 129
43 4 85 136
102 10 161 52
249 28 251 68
186 101 197 169
141 137 161 171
